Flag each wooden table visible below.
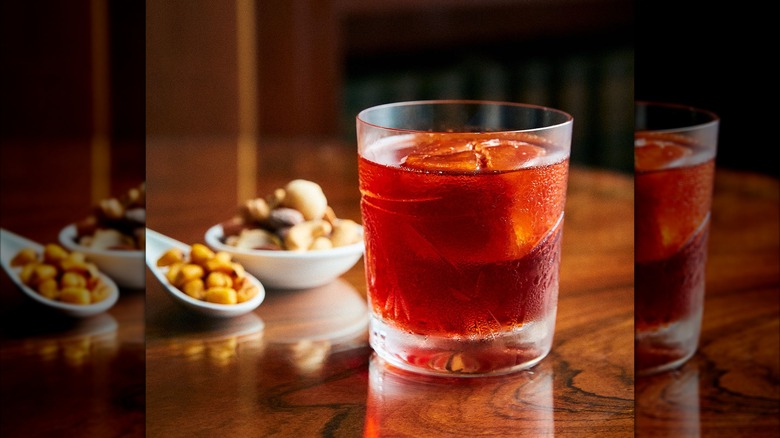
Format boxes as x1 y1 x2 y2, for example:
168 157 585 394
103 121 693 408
636 171 780 437
143 137 640 437
2 138 777 436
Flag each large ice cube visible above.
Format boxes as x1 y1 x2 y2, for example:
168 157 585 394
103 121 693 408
635 139 692 171
402 149 485 172
401 137 546 172
481 141 545 170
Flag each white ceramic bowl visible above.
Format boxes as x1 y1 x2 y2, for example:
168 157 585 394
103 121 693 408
146 228 266 318
59 224 145 290
1 228 120 318
204 223 365 290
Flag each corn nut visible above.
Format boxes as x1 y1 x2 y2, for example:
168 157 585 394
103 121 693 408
11 244 109 305
156 243 258 305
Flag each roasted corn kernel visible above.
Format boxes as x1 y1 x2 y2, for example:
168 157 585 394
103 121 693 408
205 252 233 274
205 287 237 305
61 271 87 289
37 278 60 299
157 248 184 267
43 243 69 265
60 287 92 305
11 246 109 305
205 272 233 289
176 264 204 287
236 284 259 303
189 243 215 266
182 279 205 300
10 247 37 267
156 243 255 306
32 264 58 285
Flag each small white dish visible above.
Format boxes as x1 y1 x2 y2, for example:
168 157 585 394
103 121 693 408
59 224 145 289
145 228 266 318
204 223 365 290
0 228 120 318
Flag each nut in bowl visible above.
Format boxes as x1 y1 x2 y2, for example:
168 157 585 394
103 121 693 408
206 179 365 290
205 224 364 290
58 182 146 289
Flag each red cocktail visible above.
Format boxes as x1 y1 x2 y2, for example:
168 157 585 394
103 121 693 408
357 101 572 376
634 102 719 375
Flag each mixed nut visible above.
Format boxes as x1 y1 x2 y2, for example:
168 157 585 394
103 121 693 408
156 243 259 305
10 244 112 305
74 182 146 250
221 179 362 251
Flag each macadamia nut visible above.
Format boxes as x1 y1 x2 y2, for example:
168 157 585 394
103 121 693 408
285 219 333 251
330 219 363 247
281 179 328 221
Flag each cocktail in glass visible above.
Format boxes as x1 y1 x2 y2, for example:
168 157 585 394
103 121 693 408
634 101 719 375
356 100 573 376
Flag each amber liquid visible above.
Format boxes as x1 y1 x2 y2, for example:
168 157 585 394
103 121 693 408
359 133 569 339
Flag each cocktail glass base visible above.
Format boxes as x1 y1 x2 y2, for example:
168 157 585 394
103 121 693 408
369 314 555 378
636 308 703 376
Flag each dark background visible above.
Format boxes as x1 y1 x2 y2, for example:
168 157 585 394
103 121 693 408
635 0 776 177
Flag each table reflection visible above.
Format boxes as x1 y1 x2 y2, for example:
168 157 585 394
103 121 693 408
2 313 119 364
257 278 369 375
365 354 554 437
258 278 369 343
0 313 144 436
636 359 701 437
146 311 266 366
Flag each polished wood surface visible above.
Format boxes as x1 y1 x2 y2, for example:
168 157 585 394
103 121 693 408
2 138 777 436
636 171 780 437
144 138 779 436
144 137 635 437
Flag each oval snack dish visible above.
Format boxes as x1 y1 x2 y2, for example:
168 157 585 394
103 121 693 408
59 224 145 289
145 228 266 318
204 223 365 290
1 228 119 318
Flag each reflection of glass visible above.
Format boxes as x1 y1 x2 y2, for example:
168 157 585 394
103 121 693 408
634 101 719 375
357 100 573 377
636 361 701 437
365 353 554 436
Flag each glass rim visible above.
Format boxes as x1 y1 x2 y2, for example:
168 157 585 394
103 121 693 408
635 100 719 134
356 99 574 134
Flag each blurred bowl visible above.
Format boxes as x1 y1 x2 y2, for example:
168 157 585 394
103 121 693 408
204 223 364 290
59 224 145 290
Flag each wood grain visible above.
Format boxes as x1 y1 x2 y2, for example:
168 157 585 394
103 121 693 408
636 171 780 437
1 137 776 436
144 138 636 437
